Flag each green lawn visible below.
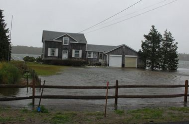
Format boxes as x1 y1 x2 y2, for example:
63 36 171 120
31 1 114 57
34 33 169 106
0 107 189 124
26 62 65 76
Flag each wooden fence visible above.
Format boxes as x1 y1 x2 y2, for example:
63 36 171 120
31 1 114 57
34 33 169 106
0 80 188 109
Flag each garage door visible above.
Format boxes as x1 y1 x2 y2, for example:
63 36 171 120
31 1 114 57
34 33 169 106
125 57 137 67
109 55 122 67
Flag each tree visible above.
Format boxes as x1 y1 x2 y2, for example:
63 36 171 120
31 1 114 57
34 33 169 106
140 25 162 70
160 30 178 71
163 31 178 71
0 10 11 61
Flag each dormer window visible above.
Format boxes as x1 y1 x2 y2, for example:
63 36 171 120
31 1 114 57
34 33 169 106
63 37 69 45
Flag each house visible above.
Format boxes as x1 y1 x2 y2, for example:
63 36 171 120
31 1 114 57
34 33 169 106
42 30 87 60
42 30 142 68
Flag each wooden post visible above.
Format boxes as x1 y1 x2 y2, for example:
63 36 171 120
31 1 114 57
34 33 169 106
26 72 28 93
104 82 109 117
115 80 118 110
32 70 35 109
184 80 188 102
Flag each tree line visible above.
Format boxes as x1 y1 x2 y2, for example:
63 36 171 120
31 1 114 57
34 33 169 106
139 25 178 71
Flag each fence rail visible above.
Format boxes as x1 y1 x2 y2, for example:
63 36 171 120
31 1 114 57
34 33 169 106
0 80 188 109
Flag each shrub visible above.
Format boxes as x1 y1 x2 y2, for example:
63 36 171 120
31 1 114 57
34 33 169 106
0 62 21 84
23 56 36 62
11 61 28 74
36 56 43 63
44 59 88 66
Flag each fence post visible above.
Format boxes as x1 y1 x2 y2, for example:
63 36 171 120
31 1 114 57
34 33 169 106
32 70 35 109
184 80 188 102
115 80 118 110
26 71 28 93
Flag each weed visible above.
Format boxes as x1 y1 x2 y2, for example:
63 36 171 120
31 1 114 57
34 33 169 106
21 108 29 113
0 62 21 84
40 105 49 113
169 107 189 113
26 62 64 76
51 112 77 124
114 109 124 115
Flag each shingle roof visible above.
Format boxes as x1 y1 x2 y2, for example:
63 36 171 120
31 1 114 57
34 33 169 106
86 44 117 53
42 30 87 43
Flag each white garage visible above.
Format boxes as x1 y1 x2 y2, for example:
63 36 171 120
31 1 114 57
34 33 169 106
125 56 137 68
109 55 122 67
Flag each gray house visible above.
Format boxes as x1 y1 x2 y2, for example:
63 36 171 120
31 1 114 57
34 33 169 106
42 30 87 60
42 30 142 68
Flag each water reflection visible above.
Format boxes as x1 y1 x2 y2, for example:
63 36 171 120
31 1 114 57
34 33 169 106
0 88 19 96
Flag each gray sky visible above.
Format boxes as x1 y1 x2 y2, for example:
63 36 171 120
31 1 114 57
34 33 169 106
1 0 189 53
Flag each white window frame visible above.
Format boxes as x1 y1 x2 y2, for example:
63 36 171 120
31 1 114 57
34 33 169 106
63 37 69 45
48 48 58 57
72 49 82 58
93 52 98 58
74 50 80 58
87 51 93 58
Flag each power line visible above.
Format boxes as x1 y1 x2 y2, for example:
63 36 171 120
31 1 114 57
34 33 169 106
85 0 178 34
78 0 142 33
93 0 169 27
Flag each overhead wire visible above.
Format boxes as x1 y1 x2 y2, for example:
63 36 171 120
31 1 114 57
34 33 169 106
85 0 178 34
93 0 169 27
78 0 142 33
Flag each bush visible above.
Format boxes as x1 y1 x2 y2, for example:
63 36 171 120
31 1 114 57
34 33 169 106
23 56 36 62
0 62 21 84
36 56 43 63
11 61 28 74
43 59 88 66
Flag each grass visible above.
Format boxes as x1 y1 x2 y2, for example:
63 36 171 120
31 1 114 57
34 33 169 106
26 62 65 76
0 107 189 124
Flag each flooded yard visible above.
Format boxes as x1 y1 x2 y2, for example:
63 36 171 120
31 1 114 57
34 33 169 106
1 65 189 111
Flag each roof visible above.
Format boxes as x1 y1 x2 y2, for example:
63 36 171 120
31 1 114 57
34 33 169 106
86 44 117 53
105 44 138 54
42 30 87 44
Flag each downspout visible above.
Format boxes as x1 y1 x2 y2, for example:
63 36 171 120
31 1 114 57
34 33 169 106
122 45 126 68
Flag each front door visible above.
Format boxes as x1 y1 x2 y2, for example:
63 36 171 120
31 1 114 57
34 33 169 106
62 50 68 59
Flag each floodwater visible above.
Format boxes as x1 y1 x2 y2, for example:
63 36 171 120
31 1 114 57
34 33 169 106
0 61 189 111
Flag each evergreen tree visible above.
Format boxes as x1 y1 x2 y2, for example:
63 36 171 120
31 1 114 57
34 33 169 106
166 32 178 71
160 30 178 71
0 9 11 61
140 25 162 70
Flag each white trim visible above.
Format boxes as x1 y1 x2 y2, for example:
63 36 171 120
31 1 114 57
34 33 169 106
125 55 137 58
53 34 78 42
109 55 122 57
72 49 75 57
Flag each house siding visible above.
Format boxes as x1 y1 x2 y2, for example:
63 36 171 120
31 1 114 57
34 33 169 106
44 40 86 60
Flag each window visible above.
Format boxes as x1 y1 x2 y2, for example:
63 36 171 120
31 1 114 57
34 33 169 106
99 53 103 59
48 48 58 56
63 37 69 45
72 49 82 58
50 48 56 56
75 50 80 58
87 52 93 58
93 52 97 58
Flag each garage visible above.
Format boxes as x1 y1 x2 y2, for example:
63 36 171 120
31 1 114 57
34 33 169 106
109 55 122 67
125 56 137 68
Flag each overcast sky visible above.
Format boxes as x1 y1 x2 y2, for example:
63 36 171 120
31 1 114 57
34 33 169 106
1 0 188 53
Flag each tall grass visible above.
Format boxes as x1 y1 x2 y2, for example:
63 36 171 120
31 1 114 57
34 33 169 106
26 62 64 76
0 62 21 84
